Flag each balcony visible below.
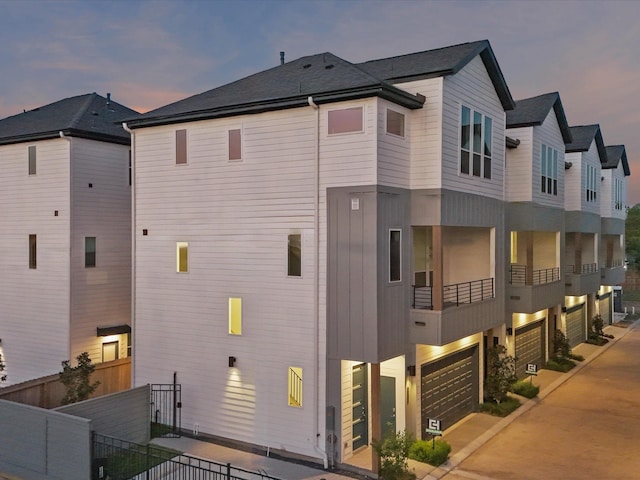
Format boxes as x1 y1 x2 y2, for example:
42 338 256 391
564 262 601 296
507 265 563 314
600 259 626 286
412 278 494 310
509 265 559 286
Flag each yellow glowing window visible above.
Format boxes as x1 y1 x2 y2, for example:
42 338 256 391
288 367 302 407
229 297 242 335
510 232 517 264
176 242 188 273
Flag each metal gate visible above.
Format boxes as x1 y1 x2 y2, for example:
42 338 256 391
515 320 545 379
566 304 586 348
599 293 612 325
151 373 182 438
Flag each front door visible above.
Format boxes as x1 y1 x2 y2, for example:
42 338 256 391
381 376 396 437
352 363 368 451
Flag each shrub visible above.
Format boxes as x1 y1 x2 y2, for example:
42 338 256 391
544 356 576 372
512 380 539 399
372 430 416 480
586 334 608 346
480 396 521 417
409 439 451 467
0 353 6 383
59 352 100 404
553 330 571 358
591 314 604 337
484 345 517 403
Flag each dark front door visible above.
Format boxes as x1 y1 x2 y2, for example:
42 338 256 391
352 363 368 451
381 376 396 437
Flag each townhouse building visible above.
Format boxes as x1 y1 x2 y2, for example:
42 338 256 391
505 92 572 377
126 40 515 469
0 93 136 385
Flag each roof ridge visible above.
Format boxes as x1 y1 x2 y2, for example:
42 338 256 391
69 93 98 129
358 39 488 65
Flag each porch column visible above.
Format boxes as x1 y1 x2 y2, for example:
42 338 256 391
370 363 381 475
574 232 582 273
432 226 443 310
524 231 534 285
606 238 614 268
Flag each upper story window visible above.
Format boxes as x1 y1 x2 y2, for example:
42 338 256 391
28 145 37 175
541 144 558 195
287 233 301 277
389 229 401 283
85 237 96 267
176 242 188 272
585 164 597 202
614 177 623 210
328 107 363 135
228 129 242 161
229 297 242 335
175 129 187 165
386 109 405 137
460 106 492 179
29 234 37 269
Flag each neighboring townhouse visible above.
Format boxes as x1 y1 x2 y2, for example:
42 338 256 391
563 125 607 347
0 93 136 385
598 144 630 324
504 92 572 377
126 40 514 470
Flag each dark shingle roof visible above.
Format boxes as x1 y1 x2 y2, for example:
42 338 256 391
506 92 572 144
565 125 607 163
604 145 630 176
126 52 425 128
0 93 139 146
357 40 515 111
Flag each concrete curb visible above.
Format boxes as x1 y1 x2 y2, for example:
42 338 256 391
421 318 637 480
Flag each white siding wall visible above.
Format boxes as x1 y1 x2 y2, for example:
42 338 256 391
532 111 566 208
0 139 71 384
505 126 533 201
69 138 132 364
134 100 378 460
442 56 506 199
601 163 627 220
377 99 411 188
565 141 601 214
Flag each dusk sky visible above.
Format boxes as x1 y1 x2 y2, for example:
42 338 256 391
1 0 638 205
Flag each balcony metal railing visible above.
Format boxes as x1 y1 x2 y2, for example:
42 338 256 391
509 264 559 286
565 263 598 274
443 278 494 306
604 259 624 268
412 285 433 309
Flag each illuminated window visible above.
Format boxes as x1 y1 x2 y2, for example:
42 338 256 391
85 237 96 267
176 129 187 165
510 232 518 264
29 234 37 269
229 129 242 161
176 242 188 273
389 229 401 282
229 297 242 335
288 366 303 407
288 233 301 277
328 107 363 135
28 145 36 175
386 109 405 137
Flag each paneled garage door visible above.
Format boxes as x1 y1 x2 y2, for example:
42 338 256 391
566 304 586 347
421 346 478 438
599 293 612 326
515 320 545 379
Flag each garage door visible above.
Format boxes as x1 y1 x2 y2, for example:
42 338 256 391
421 346 478 438
515 320 545 379
599 293 612 326
566 304 586 347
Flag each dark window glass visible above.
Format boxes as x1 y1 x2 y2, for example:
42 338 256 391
328 107 363 134
473 153 481 177
28 146 36 175
389 229 401 282
85 237 96 267
176 129 187 164
288 234 301 277
229 129 242 160
29 234 37 269
386 109 405 137
460 106 470 151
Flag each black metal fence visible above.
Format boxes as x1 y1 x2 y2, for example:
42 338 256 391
509 265 559 285
412 285 433 309
92 433 284 480
443 277 494 306
151 379 181 438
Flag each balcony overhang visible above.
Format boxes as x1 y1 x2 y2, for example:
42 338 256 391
97 325 131 337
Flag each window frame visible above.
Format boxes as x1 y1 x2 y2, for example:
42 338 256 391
328 107 364 135
176 242 189 273
459 105 492 179
287 366 303 407
287 233 302 277
585 164 597 203
389 228 402 283
175 129 187 165
228 297 242 335
540 144 558 196
29 234 37 269
85 236 96 268
228 128 242 161
385 108 405 138
28 145 37 175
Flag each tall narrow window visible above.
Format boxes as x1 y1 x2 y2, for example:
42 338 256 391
85 237 96 267
386 109 405 137
28 145 36 175
176 242 188 272
228 129 242 161
175 129 187 165
483 117 492 179
288 366 303 407
585 164 597 202
328 107 363 134
389 229 401 282
29 234 37 269
288 233 302 277
510 232 518 264
460 106 492 179
460 106 470 174
229 297 242 335
541 144 558 196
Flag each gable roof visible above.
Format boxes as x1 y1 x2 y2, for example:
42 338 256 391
0 93 138 146
126 52 425 128
357 40 515 111
565 124 607 163
506 92 572 144
604 145 630 176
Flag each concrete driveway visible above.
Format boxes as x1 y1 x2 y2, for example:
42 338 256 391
445 321 640 480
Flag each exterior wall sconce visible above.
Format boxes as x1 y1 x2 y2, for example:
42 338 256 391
561 306 567 312
228 356 236 367
407 365 416 377
595 294 600 299
506 328 513 335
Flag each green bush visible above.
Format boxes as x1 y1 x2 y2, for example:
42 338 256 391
553 330 571 358
544 356 576 372
479 396 521 417
586 334 609 346
484 345 517 403
409 439 451 467
569 353 584 361
372 430 416 480
512 380 539 399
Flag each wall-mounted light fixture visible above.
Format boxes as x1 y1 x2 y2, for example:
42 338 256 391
506 327 513 335
407 365 416 377
228 356 236 368
561 306 567 312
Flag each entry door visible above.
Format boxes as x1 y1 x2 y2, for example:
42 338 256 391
381 376 396 437
352 363 368 451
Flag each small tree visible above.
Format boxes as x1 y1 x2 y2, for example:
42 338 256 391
0 353 6 383
484 345 517 404
371 429 415 480
59 352 100 404
553 329 571 358
591 314 604 337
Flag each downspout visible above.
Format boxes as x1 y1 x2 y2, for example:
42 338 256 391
122 122 136 386
307 96 328 468
59 131 72 361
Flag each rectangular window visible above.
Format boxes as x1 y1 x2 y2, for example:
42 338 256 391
28 145 36 175
389 229 401 282
541 144 558 196
386 109 405 137
510 232 518 264
85 237 96 267
288 366 303 407
228 129 242 161
176 242 188 272
288 233 301 277
328 107 363 135
175 129 187 165
29 234 37 269
614 178 623 210
229 297 242 335
585 164 597 202
460 106 492 179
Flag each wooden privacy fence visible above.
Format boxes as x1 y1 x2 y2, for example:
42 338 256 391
0 357 131 408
